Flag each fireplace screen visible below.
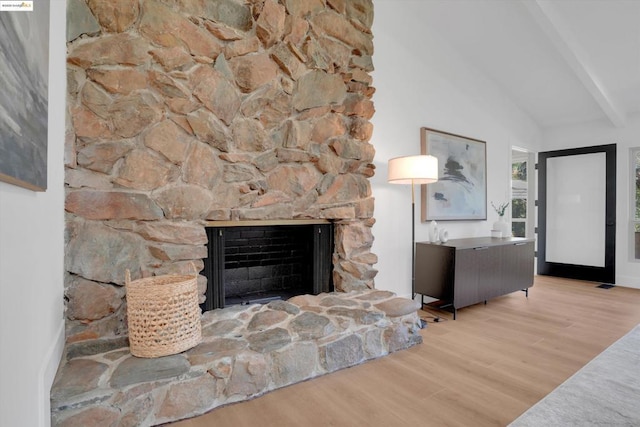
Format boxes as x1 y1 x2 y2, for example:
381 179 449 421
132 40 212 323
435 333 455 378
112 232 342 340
202 223 333 311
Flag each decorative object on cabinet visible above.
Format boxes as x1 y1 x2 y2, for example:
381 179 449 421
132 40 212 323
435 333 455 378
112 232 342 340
429 220 439 243
493 217 511 237
420 127 487 221
415 237 534 319
491 201 511 237
388 154 439 297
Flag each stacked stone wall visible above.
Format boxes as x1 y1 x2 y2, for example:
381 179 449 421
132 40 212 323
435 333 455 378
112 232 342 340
65 0 377 343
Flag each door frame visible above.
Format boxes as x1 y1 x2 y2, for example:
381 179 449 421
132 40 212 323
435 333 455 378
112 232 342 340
537 144 616 283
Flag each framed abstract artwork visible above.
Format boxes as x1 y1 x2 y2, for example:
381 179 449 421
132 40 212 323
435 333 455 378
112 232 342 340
420 127 487 221
0 1 50 191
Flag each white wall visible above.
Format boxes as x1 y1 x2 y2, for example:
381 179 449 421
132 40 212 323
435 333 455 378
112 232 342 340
370 1 542 298
542 114 640 289
0 2 66 426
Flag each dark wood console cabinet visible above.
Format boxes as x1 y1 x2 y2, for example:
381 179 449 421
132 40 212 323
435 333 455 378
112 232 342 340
415 237 535 319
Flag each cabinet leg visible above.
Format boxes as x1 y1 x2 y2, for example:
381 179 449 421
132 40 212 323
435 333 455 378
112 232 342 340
453 308 457 320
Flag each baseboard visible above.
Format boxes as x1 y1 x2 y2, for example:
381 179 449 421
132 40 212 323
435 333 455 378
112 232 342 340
613 275 640 290
38 320 65 427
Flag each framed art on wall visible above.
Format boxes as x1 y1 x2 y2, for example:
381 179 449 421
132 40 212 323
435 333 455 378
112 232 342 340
420 127 487 221
0 1 50 191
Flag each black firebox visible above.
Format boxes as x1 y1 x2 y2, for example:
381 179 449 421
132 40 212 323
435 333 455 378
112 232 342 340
201 222 333 311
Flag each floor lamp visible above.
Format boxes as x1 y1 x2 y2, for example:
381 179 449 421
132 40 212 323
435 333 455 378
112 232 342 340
388 155 438 299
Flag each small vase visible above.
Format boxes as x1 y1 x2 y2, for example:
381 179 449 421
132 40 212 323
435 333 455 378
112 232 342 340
492 216 510 237
429 221 439 243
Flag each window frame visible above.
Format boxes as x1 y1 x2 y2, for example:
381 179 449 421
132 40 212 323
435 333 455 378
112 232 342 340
511 158 528 238
630 148 640 260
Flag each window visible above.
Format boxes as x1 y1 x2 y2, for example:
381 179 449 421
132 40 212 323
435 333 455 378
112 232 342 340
511 159 527 238
632 149 640 259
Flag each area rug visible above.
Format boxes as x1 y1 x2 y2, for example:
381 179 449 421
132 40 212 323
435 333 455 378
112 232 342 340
510 324 640 426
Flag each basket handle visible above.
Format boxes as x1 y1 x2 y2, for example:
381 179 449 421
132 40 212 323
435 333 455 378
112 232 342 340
124 264 197 285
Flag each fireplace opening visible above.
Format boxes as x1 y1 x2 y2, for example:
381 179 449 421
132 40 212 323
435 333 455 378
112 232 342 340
201 222 334 311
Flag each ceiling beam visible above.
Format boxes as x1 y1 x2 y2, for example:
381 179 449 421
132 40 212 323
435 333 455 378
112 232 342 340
523 0 626 127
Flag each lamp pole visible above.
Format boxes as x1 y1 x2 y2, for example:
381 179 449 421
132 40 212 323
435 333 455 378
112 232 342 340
411 181 417 298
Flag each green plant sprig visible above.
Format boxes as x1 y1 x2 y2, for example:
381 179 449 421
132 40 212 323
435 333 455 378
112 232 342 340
491 201 509 217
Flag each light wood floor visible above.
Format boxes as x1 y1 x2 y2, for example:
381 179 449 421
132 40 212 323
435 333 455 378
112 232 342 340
169 276 640 427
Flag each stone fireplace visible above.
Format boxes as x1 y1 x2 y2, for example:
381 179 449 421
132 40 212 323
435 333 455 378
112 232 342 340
55 6 426 425
64 0 378 344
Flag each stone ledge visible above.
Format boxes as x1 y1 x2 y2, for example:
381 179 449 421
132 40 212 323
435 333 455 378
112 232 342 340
51 290 423 426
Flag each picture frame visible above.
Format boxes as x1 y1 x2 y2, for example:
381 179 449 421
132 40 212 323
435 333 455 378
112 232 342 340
0 2 50 191
420 127 487 221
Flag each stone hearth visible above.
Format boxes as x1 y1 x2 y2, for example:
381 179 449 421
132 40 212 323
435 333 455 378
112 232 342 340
51 290 422 426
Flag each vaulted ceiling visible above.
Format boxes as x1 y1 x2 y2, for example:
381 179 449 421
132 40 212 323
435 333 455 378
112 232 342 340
408 0 640 130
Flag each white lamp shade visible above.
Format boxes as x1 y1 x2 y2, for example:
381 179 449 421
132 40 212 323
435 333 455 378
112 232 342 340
388 155 438 184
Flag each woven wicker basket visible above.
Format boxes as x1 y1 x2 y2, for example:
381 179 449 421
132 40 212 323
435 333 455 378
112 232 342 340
125 266 202 358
